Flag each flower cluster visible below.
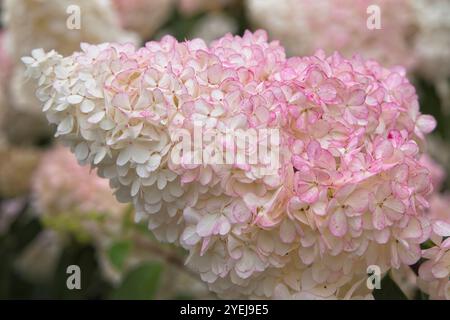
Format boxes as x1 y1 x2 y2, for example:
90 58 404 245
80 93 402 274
23 30 445 299
31 145 209 296
412 0 450 112
3 0 139 115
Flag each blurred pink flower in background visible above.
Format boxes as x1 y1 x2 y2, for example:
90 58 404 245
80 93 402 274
22 29 447 299
32 145 125 218
246 0 416 68
191 13 238 43
420 155 446 190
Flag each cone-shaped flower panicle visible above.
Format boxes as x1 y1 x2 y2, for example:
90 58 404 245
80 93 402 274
23 30 442 299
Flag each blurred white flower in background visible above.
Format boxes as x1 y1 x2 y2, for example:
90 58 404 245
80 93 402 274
191 12 237 43
246 0 416 68
2 0 139 116
412 0 450 113
246 0 450 113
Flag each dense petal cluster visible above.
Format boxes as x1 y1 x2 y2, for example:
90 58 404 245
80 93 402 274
2 0 139 115
112 0 174 39
23 30 441 299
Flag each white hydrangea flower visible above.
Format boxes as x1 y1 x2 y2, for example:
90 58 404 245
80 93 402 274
24 31 439 299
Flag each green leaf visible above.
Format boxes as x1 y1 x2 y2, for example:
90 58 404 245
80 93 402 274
107 240 132 271
373 274 408 300
110 263 162 300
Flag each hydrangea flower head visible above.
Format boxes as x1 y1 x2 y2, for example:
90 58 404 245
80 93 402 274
23 30 444 299
247 0 416 68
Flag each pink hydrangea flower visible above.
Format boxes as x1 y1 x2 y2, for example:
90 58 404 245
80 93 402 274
23 30 443 299
32 146 126 218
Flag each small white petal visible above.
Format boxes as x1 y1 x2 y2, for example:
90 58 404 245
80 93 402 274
169 183 184 197
197 214 218 237
55 103 69 111
42 98 54 112
56 116 74 135
67 95 84 104
21 56 35 64
100 119 115 130
80 99 95 113
131 145 150 164
75 143 89 161
157 176 167 190
88 111 105 124
134 165 147 178
93 148 107 164
148 154 162 169
117 147 131 166
144 189 162 204
131 180 141 197
145 202 162 214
